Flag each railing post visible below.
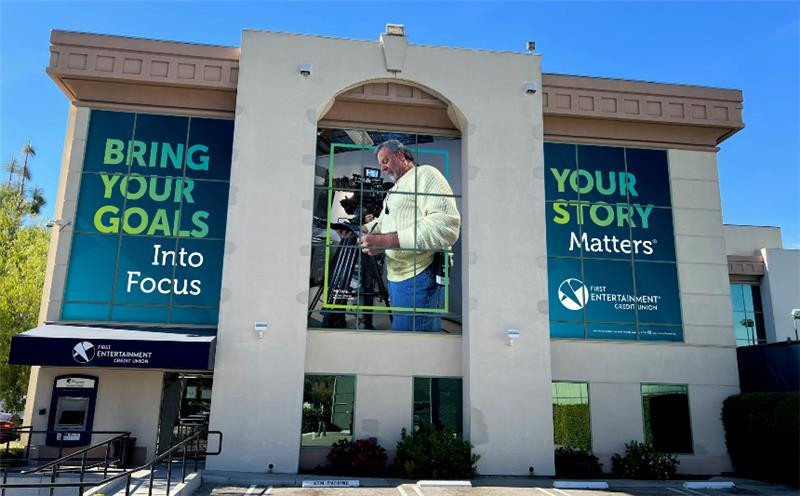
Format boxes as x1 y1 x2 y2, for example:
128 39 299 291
104 440 110 478
125 472 132 496
49 462 57 496
194 432 199 472
58 434 64 460
148 462 155 496
2 468 8 496
181 442 187 482
24 428 32 461
79 451 87 495
166 450 173 495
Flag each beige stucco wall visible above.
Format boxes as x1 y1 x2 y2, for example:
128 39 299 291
552 149 739 474
207 30 551 475
25 367 163 460
724 225 783 256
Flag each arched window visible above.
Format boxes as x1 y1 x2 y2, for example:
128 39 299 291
308 82 463 333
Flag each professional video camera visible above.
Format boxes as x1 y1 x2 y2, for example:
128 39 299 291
332 167 393 224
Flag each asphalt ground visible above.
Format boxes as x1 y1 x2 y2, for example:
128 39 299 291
196 478 799 496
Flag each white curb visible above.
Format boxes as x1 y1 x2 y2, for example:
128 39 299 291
553 481 609 489
684 481 735 489
417 480 472 487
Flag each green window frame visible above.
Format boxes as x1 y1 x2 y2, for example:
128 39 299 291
641 383 693 453
551 381 591 451
413 377 463 435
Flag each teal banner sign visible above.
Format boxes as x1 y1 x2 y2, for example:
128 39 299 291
544 143 682 341
62 110 233 325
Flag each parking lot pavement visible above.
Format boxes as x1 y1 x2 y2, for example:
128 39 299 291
196 479 799 496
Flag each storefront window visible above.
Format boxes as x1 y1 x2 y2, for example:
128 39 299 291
413 377 462 435
545 143 683 342
641 384 693 453
308 129 462 333
730 283 766 346
552 382 591 450
301 375 355 447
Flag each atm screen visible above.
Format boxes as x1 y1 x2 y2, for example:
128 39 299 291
55 397 89 430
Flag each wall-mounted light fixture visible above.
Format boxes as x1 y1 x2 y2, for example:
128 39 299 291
46 218 71 231
254 321 268 338
507 328 520 346
298 63 312 77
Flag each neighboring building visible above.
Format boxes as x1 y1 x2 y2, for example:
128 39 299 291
724 225 800 391
11 26 764 475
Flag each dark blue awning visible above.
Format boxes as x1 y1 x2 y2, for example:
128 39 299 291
9 324 216 370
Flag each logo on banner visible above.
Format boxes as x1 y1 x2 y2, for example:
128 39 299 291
558 278 588 310
72 341 95 364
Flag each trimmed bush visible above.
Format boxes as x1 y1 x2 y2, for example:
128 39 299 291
611 441 679 480
326 438 387 476
721 392 799 487
554 447 603 478
394 426 479 479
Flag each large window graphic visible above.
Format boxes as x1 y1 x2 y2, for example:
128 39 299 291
308 129 462 333
545 143 683 341
62 110 233 325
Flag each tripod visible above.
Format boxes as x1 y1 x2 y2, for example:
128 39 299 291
308 225 391 328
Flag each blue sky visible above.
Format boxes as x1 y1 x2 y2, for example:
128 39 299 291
1 1 798 246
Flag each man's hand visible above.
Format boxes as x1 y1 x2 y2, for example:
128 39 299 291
361 232 399 255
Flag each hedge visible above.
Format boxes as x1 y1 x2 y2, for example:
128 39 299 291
721 392 799 486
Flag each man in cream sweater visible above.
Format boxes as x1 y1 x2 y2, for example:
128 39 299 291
360 139 461 331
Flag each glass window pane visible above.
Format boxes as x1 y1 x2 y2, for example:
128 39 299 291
552 382 591 450
641 384 692 453
301 375 355 447
413 377 462 435
730 284 745 312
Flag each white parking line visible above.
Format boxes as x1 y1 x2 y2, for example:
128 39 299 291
551 488 573 496
397 486 409 496
683 489 706 496
411 484 426 496
245 485 258 496
538 488 564 496
667 488 693 496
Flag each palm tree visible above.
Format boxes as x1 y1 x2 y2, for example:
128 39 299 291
18 140 35 196
4 155 18 186
28 186 46 215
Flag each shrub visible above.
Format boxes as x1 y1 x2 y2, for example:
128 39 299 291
553 403 591 451
721 392 799 487
611 441 679 480
326 438 387 476
554 447 603 478
394 426 479 479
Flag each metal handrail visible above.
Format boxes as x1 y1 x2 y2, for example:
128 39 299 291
2 426 131 464
22 431 131 475
1 426 222 496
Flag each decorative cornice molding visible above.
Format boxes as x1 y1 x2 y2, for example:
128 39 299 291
727 255 766 276
46 31 746 148
542 73 744 148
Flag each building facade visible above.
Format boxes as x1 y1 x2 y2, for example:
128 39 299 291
10 26 759 475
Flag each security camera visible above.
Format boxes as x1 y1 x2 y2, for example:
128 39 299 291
46 218 71 230
526 41 536 53
298 63 312 77
523 82 538 95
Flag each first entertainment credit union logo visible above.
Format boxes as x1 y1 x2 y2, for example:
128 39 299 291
558 278 588 310
72 341 95 364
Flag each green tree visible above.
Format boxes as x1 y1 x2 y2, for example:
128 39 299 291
0 188 49 412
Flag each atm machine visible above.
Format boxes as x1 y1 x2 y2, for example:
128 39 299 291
46 375 99 447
